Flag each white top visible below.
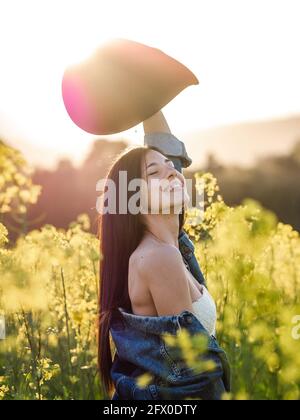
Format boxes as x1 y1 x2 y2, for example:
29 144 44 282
191 286 217 337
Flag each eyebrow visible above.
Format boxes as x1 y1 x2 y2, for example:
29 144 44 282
146 158 172 170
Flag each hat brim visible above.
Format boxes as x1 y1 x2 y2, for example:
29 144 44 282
62 38 199 135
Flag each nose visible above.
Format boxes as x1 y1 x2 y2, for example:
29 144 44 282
166 166 177 180
160 165 180 192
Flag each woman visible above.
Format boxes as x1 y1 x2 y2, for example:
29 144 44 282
97 111 230 400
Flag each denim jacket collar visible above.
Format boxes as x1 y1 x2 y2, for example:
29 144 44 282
116 306 222 352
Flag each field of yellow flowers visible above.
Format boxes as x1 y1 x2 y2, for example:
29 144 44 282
0 141 300 400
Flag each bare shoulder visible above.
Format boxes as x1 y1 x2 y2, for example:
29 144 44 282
131 242 194 316
133 242 183 278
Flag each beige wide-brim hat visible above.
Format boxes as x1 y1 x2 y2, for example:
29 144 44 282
62 38 199 135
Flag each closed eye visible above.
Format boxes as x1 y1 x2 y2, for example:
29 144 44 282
147 160 175 177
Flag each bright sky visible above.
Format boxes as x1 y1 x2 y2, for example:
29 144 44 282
0 0 300 168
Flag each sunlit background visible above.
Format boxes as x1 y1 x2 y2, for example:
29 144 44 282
1 1 300 402
1 0 300 170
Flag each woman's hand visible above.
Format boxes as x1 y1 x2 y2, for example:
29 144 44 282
143 110 193 170
143 110 171 134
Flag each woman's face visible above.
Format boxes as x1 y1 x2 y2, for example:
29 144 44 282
140 149 190 214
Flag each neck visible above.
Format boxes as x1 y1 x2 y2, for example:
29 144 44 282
143 213 180 248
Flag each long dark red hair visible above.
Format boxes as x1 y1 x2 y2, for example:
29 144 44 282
97 144 185 397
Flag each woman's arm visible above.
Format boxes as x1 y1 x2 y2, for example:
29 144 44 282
143 110 172 134
143 111 207 289
143 110 192 172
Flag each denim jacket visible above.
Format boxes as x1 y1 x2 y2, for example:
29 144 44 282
110 307 230 400
109 133 230 400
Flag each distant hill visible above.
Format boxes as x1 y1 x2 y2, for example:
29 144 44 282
2 114 300 171
182 114 300 170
